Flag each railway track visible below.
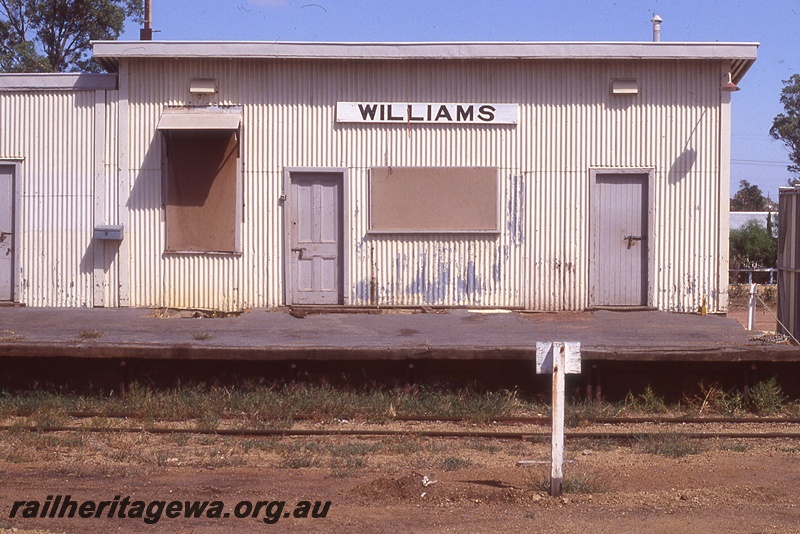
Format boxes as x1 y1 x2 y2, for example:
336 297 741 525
1 425 800 440
12 411 800 425
3 413 800 440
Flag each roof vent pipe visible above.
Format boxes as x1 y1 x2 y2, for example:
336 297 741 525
651 14 662 42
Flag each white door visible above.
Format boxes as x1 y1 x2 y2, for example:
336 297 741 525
590 173 648 307
288 172 343 305
0 165 14 301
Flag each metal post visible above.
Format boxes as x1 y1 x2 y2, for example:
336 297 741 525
747 283 757 331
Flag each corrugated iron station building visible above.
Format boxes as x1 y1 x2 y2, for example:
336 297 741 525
0 40 757 313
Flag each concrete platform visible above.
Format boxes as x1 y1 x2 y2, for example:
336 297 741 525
0 307 796 362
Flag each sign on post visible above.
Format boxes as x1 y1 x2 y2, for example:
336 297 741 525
536 341 581 497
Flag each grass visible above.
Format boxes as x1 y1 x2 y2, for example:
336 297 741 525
636 434 703 458
328 441 382 476
719 441 751 453
684 381 745 416
623 386 669 414
442 456 471 471
536 472 611 494
0 382 538 424
192 332 213 341
749 377 787 416
0 379 793 428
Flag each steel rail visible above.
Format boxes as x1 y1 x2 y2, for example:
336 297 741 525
2 425 800 440
38 412 800 425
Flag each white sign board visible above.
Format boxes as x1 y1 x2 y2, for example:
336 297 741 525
535 342 581 375
336 102 519 124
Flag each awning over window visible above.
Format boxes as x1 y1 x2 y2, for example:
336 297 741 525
157 108 241 130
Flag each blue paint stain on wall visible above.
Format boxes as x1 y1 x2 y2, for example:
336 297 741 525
434 261 451 303
355 280 371 302
406 252 429 297
466 259 480 295
492 245 508 284
395 254 407 296
506 175 525 245
457 259 483 304
492 262 501 284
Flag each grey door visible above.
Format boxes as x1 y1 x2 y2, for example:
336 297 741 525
288 172 343 305
590 173 648 307
0 165 14 301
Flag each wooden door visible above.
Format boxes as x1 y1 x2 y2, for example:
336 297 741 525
590 173 648 307
288 172 343 305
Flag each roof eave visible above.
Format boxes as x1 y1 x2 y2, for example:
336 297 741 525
91 40 759 77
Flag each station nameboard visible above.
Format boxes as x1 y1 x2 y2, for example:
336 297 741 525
336 102 518 125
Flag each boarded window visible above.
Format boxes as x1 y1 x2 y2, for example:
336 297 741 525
164 130 239 252
369 167 499 233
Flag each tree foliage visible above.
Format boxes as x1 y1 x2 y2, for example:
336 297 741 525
771 73 800 178
0 0 142 73
729 219 777 272
730 180 775 212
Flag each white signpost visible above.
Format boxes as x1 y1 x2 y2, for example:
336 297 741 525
536 341 581 497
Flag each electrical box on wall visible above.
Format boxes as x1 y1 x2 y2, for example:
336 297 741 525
93 225 124 240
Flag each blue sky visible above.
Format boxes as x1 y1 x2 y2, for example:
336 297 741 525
118 0 800 200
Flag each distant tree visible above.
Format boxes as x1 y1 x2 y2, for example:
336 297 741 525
730 219 777 277
0 0 142 73
771 73 800 179
766 211 777 239
730 180 775 211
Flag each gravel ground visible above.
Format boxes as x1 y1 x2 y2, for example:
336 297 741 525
1 418 799 532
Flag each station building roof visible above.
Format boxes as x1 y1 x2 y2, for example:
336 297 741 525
92 40 758 83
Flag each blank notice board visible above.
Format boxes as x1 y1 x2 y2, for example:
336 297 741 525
369 167 499 233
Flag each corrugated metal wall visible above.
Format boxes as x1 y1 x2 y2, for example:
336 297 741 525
778 187 800 339
0 88 117 307
122 57 726 312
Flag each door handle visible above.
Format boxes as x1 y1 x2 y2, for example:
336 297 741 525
624 235 645 248
291 247 306 260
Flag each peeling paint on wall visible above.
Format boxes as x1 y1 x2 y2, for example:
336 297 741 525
506 174 525 245
406 251 429 298
355 279 371 303
456 259 483 304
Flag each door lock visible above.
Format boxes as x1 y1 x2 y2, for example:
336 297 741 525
291 247 306 260
624 235 645 248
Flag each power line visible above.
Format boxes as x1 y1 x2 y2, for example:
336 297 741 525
731 159 789 166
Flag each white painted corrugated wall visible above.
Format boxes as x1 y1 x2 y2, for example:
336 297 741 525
0 88 116 307
123 58 727 312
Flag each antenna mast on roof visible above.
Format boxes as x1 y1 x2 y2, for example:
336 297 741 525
140 0 153 41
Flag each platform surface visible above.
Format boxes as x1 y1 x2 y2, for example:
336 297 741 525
0 307 796 362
